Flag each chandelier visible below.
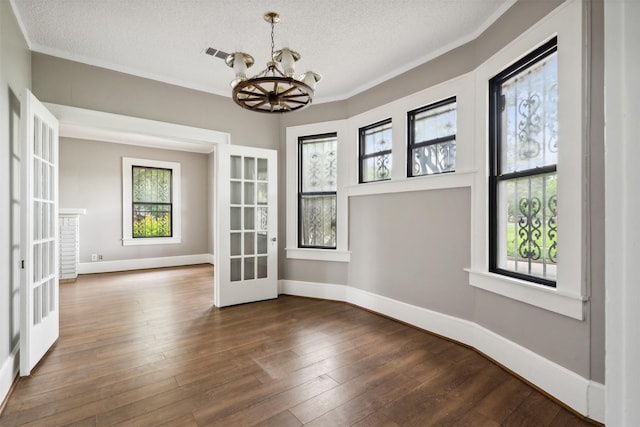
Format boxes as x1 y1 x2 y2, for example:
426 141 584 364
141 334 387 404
225 12 321 113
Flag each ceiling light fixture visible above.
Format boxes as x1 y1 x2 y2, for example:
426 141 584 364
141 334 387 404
225 12 321 114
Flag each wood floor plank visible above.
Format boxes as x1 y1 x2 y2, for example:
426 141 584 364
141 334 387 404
0 265 598 427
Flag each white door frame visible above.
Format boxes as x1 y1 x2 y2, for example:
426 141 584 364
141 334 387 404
604 1 640 425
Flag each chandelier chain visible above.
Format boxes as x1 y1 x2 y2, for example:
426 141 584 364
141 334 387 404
270 20 275 58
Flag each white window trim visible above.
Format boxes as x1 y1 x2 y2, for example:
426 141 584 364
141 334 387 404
468 0 587 320
122 157 182 246
346 73 475 189
286 120 351 262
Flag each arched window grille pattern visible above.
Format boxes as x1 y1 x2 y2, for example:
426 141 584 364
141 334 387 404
408 97 457 177
298 133 337 249
489 37 558 287
359 119 392 183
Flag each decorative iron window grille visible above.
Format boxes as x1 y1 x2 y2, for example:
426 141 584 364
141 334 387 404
359 118 392 183
489 37 558 287
407 97 457 177
132 166 173 238
298 133 337 249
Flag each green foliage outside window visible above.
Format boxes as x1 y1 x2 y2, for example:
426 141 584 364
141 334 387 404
132 166 172 238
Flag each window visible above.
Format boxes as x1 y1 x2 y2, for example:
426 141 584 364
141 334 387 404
132 166 172 238
298 133 337 249
408 97 457 177
359 119 392 183
122 157 181 246
489 37 558 286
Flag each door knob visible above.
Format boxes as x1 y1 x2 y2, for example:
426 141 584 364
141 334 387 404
271 237 277 242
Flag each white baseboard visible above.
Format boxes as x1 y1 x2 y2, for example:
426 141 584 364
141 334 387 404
279 280 346 301
0 345 19 408
587 381 605 423
78 253 214 274
279 279 605 423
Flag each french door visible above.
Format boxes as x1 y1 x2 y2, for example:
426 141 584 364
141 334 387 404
215 144 278 307
20 89 59 376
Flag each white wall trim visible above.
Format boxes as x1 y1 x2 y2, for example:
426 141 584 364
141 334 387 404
279 280 347 301
0 345 19 408
77 253 213 274
284 249 351 263
59 208 87 215
43 103 230 153
605 1 640 425
587 381 605 424
122 157 182 246
346 170 475 198
285 120 350 261
278 279 604 423
469 0 587 319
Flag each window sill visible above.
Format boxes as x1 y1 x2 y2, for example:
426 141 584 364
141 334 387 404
466 269 586 320
346 169 476 197
286 248 351 262
122 237 182 246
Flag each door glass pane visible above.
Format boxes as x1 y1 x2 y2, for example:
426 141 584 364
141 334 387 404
257 183 267 205
244 232 255 255
230 232 241 256
230 156 242 179
230 258 241 281
257 158 268 180
257 256 267 279
257 232 268 254
256 207 268 231
245 257 255 280
244 207 255 230
230 181 241 204
49 278 56 312
244 157 255 180
244 182 255 204
230 207 241 230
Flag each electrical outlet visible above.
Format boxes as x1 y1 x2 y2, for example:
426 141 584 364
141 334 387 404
91 254 98 261
98 255 103 261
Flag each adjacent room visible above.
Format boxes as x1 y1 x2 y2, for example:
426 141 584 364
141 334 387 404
0 0 637 425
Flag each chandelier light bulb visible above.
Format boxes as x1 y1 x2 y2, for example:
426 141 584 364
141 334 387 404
273 48 299 78
299 71 322 90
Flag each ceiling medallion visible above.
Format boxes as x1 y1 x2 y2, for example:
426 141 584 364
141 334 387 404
225 12 321 113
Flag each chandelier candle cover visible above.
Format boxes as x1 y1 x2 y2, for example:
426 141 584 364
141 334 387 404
225 12 321 113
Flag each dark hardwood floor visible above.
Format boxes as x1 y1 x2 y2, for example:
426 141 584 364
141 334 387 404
1 264 597 426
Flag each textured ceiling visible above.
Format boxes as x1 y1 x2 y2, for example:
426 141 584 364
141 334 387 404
11 0 515 104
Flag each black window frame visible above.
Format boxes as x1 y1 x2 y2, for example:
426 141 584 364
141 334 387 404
359 118 392 183
298 132 338 250
131 165 173 238
488 36 558 287
407 96 457 178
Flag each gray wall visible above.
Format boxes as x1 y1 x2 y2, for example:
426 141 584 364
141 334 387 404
27 0 605 385
31 53 282 261
31 54 281 150
59 138 209 262
279 0 605 382
0 0 31 397
348 189 473 320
